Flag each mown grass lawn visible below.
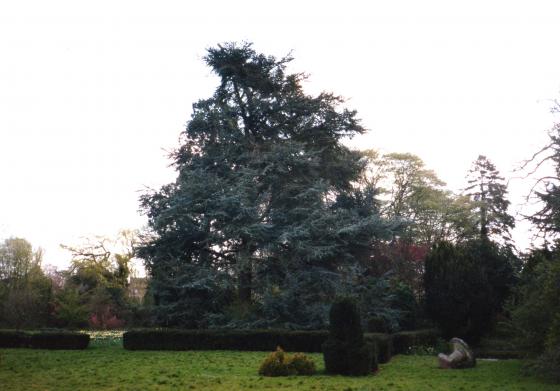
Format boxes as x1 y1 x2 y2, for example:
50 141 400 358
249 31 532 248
0 344 557 391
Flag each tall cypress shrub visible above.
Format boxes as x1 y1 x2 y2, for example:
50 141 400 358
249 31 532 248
322 297 375 376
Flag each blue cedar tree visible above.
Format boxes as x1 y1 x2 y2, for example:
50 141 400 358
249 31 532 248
138 43 392 328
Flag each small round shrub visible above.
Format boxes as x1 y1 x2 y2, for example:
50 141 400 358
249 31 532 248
286 353 316 375
259 347 294 376
258 347 316 377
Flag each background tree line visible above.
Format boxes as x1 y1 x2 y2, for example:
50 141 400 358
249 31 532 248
0 231 147 329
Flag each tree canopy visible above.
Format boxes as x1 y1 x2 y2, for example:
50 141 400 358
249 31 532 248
138 43 393 328
525 122 560 240
465 155 514 244
0 238 51 328
361 151 478 245
424 239 516 341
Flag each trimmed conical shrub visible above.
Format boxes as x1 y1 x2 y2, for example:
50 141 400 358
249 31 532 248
322 297 376 376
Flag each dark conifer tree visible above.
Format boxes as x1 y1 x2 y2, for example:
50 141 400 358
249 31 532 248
529 124 560 240
424 156 518 341
138 43 391 328
424 239 516 341
465 155 515 243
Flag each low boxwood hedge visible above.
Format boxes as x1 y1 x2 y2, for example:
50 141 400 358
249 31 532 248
0 330 89 350
0 330 27 348
27 331 90 350
123 329 328 352
124 329 394 364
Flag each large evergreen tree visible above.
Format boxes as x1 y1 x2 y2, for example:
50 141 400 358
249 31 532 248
424 156 518 341
528 123 560 239
512 111 560 383
465 155 515 243
138 43 391 328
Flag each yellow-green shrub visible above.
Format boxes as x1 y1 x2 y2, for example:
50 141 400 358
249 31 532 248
258 347 316 376
287 352 316 375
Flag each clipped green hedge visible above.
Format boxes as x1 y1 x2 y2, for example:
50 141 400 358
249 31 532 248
0 330 90 350
123 329 439 362
124 329 393 364
0 330 27 348
27 332 90 350
392 329 440 354
123 329 328 353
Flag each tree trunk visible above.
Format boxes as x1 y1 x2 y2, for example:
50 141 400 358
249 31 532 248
238 243 252 304
238 264 252 303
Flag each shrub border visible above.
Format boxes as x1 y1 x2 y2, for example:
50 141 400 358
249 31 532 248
0 330 90 350
123 328 440 364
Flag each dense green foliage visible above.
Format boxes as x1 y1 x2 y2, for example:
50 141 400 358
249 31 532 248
424 239 516 341
123 329 329 353
258 347 316 376
1 346 557 391
138 43 392 329
511 248 560 353
360 151 479 302
328 297 364 345
530 345 560 383
26 331 90 350
0 233 148 330
0 238 52 328
123 328 402 364
55 232 139 329
508 122 560 382
0 330 26 348
466 155 515 243
351 274 416 333
322 298 375 376
0 330 89 349
530 122 560 237
362 151 477 244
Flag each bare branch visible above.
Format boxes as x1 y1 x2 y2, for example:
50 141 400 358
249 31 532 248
524 176 559 203
515 140 556 173
509 155 557 189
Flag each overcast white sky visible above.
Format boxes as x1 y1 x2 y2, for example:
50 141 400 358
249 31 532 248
1 1 560 269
